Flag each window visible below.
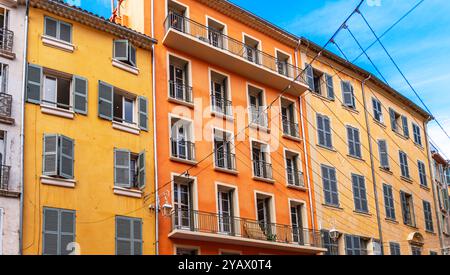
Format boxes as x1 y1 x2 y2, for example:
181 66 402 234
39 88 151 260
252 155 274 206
400 191 415 227
207 18 226 49
114 149 145 190
44 17 72 44
26 64 88 114
42 134 74 179
411 246 422 255
305 65 334 99
341 81 355 109
98 81 148 130
423 200 433 232
176 247 199 255
243 35 260 64
248 85 267 127
113 40 137 67
169 55 192 104
352 174 368 213
389 108 409 137
42 207 75 255
317 114 332 148
170 117 195 161
321 165 339 206
252 141 272 179
281 99 299 138
276 51 291 77
345 235 367 255
115 216 142 255
167 0 187 32
256 194 273 236
372 98 383 123
285 150 303 187
321 230 339 255
412 123 422 146
418 161 427 187
214 129 236 171
389 242 401 255
173 178 193 229
0 63 8 94
347 126 362 158
383 184 396 220
290 201 305 244
399 151 410 179
378 140 390 170
217 187 235 234
211 71 231 116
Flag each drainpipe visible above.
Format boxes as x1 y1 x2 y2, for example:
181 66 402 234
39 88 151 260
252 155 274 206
424 121 445 254
19 0 30 255
150 0 159 256
360 75 384 255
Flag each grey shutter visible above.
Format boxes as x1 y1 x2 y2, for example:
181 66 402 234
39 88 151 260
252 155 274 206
133 219 142 255
26 64 42 104
317 115 325 146
305 65 314 90
324 117 332 148
129 44 137 67
389 108 397 131
401 116 409 138
342 81 353 107
116 217 132 255
73 76 88 115
59 135 74 179
60 210 75 255
114 40 129 62
347 127 355 156
400 191 408 224
43 134 58 176
43 208 59 255
138 96 148 131
98 81 113 120
114 149 131 188
378 140 389 168
325 74 334 99
137 151 145 189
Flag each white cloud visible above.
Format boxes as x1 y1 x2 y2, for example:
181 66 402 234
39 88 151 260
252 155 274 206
66 0 81 6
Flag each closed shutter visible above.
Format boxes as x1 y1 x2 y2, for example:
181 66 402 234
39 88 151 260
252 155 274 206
347 127 355 156
133 219 142 255
400 191 408 224
138 96 148 131
329 167 338 205
401 116 409 138
43 208 59 255
137 151 146 189
26 64 42 104
116 217 132 255
389 108 397 131
378 140 389 168
60 210 75 255
305 64 314 91
73 76 88 115
98 81 113 120
43 134 58 176
114 149 131 188
325 73 334 99
59 135 74 179
317 114 325 146
324 116 332 147
114 40 129 62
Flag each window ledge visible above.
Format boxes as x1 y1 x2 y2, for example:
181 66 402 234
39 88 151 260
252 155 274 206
0 49 16 60
252 176 275 184
310 92 335 103
113 186 143 198
322 204 343 211
425 230 436 235
211 111 234 122
372 119 386 129
347 154 365 162
400 176 413 184
41 104 75 119
214 166 239 175
316 144 336 152
341 104 359 114
419 184 430 191
287 184 307 191
353 210 372 217
168 97 195 108
282 133 302 142
112 121 140 135
379 167 393 175
0 114 15 125
414 142 424 150
249 122 270 133
385 218 399 224
42 35 75 52
393 131 408 140
112 59 139 75
170 156 198 166
40 175 76 188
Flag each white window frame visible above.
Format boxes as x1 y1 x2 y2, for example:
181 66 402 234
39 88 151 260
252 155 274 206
246 83 268 128
215 182 238 235
211 127 235 171
205 15 228 49
254 190 276 224
249 137 272 180
288 198 309 244
283 147 303 187
42 74 73 112
168 113 195 161
209 68 232 118
166 52 193 106
242 32 262 64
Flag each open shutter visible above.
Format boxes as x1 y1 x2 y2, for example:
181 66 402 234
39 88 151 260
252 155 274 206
132 219 142 255
98 81 113 120
305 64 314 90
73 76 88 115
26 64 42 104
341 81 352 107
400 191 408 224
114 149 131 188
114 40 129 62
138 96 148 131
43 134 58 176
43 208 59 255
60 210 75 255
378 140 389 168
401 116 409 138
137 151 146 189
129 44 137 67
59 135 74 179
347 127 355 156
325 73 334 99
389 108 397 131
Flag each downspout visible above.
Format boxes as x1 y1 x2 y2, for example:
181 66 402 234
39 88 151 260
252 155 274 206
19 0 30 255
424 120 444 253
150 0 159 256
361 75 384 255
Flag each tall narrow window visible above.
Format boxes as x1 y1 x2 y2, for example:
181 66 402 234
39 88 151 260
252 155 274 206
401 115 409 138
214 129 235 171
0 63 8 94
372 98 383 123
170 117 195 161
42 207 75 255
290 202 304 244
341 81 355 109
389 242 401 255
418 161 427 187
248 85 267 127
281 99 299 138
211 71 231 116
256 195 272 237
317 114 332 148
207 18 225 49
169 55 192 104
243 35 260 64
285 150 303 187
347 126 362 158
252 141 272 180
44 17 72 44
173 180 192 229
423 200 433 232
383 184 395 220
352 174 368 213
217 188 234 234
378 140 390 170
400 191 415 227
321 165 339 206
412 123 422 146
399 151 410 179
115 216 142 255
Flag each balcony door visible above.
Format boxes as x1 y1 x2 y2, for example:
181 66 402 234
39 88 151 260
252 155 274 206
214 131 232 170
286 157 298 185
174 182 191 229
169 64 186 100
0 8 8 29
218 191 233 234
252 146 266 178
290 204 304 244
249 90 264 125
257 197 271 236
281 103 295 135
168 1 186 32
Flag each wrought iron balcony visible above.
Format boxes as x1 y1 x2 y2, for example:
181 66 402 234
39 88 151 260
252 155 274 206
0 28 14 59
170 209 324 252
211 94 233 116
163 13 308 96
252 160 273 180
170 138 196 162
282 116 300 138
0 165 11 191
215 150 236 171
287 168 305 188
169 80 193 104
0 93 13 123
249 106 268 128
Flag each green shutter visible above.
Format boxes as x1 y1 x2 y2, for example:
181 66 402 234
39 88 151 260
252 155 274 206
114 149 131 188
73 76 88 115
138 96 148 131
59 135 74 179
43 134 58 176
138 151 146 189
26 64 42 104
98 81 113 120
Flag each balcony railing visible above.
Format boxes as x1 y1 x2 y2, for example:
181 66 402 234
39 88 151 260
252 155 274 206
215 150 236 171
169 80 193 104
287 168 305 187
164 13 304 81
0 165 11 191
170 138 196 161
171 209 323 248
250 106 268 128
282 116 299 137
253 160 273 180
0 28 13 53
0 93 12 118
211 94 233 116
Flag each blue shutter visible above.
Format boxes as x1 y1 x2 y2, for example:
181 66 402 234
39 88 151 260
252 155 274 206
138 96 148 131
305 65 314 90
43 134 58 176
98 81 113 120
26 64 42 104
73 75 88 115
401 116 409 138
59 135 74 179
325 74 334 99
138 151 146 189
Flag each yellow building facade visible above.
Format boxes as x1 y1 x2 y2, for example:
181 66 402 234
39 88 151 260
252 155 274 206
21 0 156 255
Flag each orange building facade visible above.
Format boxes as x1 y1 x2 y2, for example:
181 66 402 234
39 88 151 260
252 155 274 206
122 0 325 255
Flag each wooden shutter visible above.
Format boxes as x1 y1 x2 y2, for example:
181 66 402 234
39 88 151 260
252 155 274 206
325 74 334 99
73 76 88 115
305 65 314 91
317 115 325 146
347 127 355 156
400 191 408 224
378 140 389 168
60 210 75 255
98 81 113 120
138 96 148 131
137 151 146 189
26 64 42 104
324 116 332 147
43 134 58 176
43 208 59 255
116 217 132 255
341 81 353 107
59 135 74 179
132 219 142 255
114 149 131 188
401 116 409 138
129 44 137 67
114 40 129 62
389 108 397 131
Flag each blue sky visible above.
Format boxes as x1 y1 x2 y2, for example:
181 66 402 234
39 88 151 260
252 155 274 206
66 0 450 157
